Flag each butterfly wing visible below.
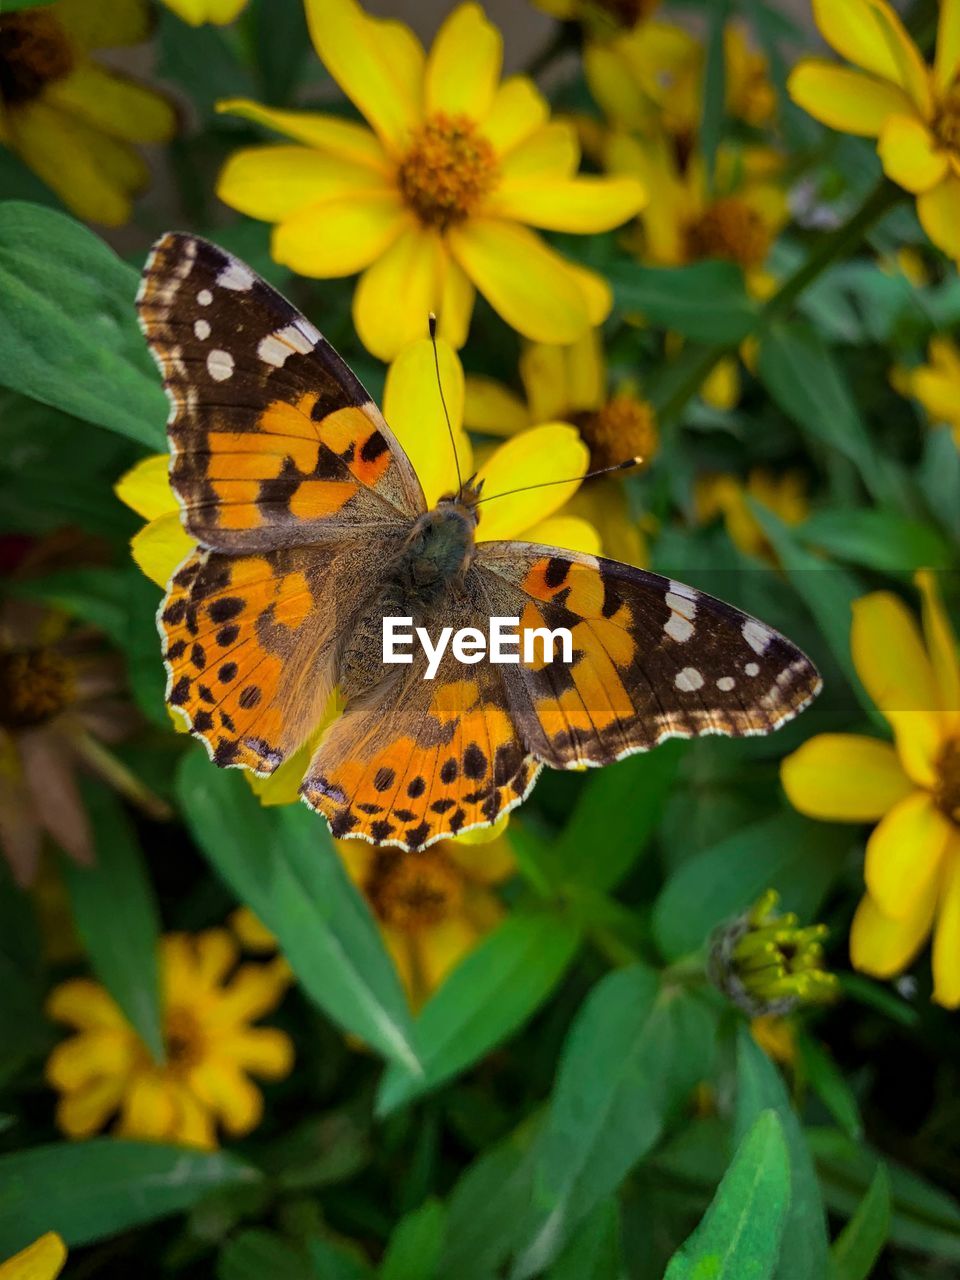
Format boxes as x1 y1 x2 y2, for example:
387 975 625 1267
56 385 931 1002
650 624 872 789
475 542 822 767
138 232 425 554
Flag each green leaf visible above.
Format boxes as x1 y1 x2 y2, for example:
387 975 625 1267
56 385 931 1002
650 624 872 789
664 1110 790 1280
380 1199 445 1280
308 1239 375 1280
546 1199 622 1280
652 809 847 962
62 786 163 1062
735 1030 829 1280
512 968 717 1277
218 1230 311 1280
613 261 757 343
796 1034 862 1141
176 753 420 1075
0 1140 259 1253
377 909 581 1115
797 509 953 574
0 203 166 446
700 0 730 191
831 1164 891 1280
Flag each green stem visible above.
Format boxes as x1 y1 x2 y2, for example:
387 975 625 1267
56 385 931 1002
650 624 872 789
654 177 907 427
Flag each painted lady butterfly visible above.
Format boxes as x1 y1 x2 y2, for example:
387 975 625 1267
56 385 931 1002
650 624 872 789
138 233 821 851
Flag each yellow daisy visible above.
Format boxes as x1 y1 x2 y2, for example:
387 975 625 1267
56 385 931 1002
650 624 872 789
463 327 652 564
694 468 809 565
160 0 248 25
0 1235 66 1280
896 335 960 448
337 829 516 1010
214 0 646 360
0 0 176 226
782 572 960 1008
46 929 293 1148
788 0 960 260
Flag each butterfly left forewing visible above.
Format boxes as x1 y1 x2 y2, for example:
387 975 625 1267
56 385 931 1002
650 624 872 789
476 542 821 767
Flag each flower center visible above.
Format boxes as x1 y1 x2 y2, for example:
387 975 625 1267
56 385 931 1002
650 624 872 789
397 112 498 231
685 196 771 271
0 646 74 729
0 12 73 106
936 739 960 823
577 393 658 471
934 83 960 152
368 849 464 931
164 1006 205 1072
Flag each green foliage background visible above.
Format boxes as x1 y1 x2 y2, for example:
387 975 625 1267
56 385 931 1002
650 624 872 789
1 0 960 1277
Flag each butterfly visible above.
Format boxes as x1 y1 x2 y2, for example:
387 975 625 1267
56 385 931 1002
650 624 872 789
138 233 821 852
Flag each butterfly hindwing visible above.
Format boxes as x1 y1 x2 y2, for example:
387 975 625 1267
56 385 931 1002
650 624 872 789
476 542 822 767
138 232 425 554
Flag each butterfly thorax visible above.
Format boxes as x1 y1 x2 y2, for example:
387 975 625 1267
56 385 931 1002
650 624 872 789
397 498 478 605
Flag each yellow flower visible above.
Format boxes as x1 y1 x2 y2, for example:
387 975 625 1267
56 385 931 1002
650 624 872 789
585 19 776 140
463 327 652 564
0 0 176 226
531 0 660 38
896 335 960 448
0 1234 66 1280
337 827 516 1009
782 572 960 1007
788 0 960 260
214 0 646 360
46 929 294 1148
750 1014 796 1065
160 0 248 25
695 468 808 564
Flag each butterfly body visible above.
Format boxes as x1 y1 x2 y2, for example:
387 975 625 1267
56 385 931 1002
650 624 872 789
139 233 822 852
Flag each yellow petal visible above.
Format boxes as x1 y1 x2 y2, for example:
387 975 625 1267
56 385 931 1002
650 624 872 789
911 367 960 424
917 174 960 259
304 0 424 155
163 0 247 24
189 1057 263 1135
566 480 647 566
216 146 389 222
45 64 175 143
564 327 606 413
115 454 176 521
382 336 472 507
499 122 579 180
194 928 240 986
811 0 930 109
45 1030 135 1091
446 829 515 882
56 0 150 49
462 375 530 437
879 114 949 192
701 356 741 411
45 978 125 1030
474 423 588 543
583 41 651 131
425 2 502 121
917 570 960 722
417 916 478 993
218 1026 295 1078
851 591 945 785
353 224 449 361
230 906 278 953
519 342 571 423
933 842 960 1007
209 963 289 1027
865 791 953 919
215 100 388 171
449 220 589 345
118 1073 178 1140
850 883 937 978
483 76 548 155
55 1074 125 1138
130 513 195 589
787 60 915 136
556 257 613 328
166 1081 217 1149
0 1232 67 1280
271 192 408 277
437 253 475 352
488 175 646 232
781 734 914 822
523 515 601 556
937 0 960 91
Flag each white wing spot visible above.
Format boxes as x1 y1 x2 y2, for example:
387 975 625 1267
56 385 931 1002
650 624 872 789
216 262 255 291
675 667 704 692
206 349 234 382
742 619 773 655
197 289 213 306
257 322 317 369
194 318 211 340
668 580 699 602
665 590 697 621
665 613 694 643
745 661 760 677
717 676 735 692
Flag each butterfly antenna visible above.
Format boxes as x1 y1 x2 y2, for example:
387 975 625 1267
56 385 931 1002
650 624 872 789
474 456 643 507
429 313 463 496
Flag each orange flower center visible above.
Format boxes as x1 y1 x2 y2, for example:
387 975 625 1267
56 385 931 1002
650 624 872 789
685 196 771 271
0 12 73 106
164 1005 205 1072
577 393 658 471
936 739 960 823
368 849 464 931
397 112 498 231
0 646 74 729
934 83 960 152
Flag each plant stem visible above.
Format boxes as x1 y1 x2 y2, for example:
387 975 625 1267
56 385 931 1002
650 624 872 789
654 177 907 427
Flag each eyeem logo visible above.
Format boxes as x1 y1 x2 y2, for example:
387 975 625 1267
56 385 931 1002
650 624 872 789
383 617 573 680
